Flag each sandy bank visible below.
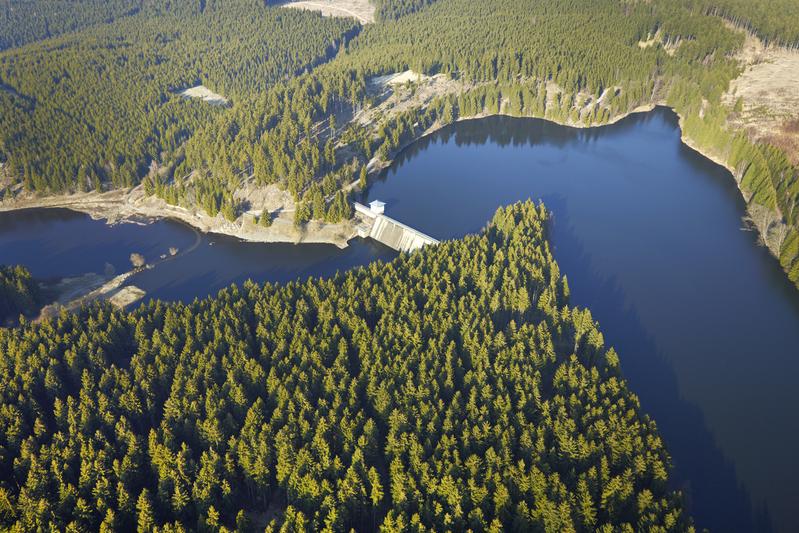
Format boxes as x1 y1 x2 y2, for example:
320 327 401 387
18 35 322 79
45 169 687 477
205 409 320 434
37 271 139 321
0 185 356 248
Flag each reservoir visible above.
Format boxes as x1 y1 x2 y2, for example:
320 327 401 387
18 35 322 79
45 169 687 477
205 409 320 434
1 107 797 532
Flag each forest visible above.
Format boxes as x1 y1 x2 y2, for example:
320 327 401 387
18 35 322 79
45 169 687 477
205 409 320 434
372 0 437 21
2 0 797 288
0 202 693 531
682 0 799 48
0 1 358 193
0 0 296 51
0 0 142 50
4 1 799 530
0 264 41 323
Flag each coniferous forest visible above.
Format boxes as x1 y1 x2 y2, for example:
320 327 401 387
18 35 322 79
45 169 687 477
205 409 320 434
1 0 798 288
0 202 693 531
1 0 799 530
0 0 141 50
0 264 41 322
0 0 292 51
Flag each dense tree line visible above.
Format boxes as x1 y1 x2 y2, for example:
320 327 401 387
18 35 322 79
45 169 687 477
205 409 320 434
0 0 142 50
0 0 299 51
0 264 41 322
372 0 438 21
0 2 358 193
681 0 799 47
0 202 693 531
1 0 798 286
651 1 799 285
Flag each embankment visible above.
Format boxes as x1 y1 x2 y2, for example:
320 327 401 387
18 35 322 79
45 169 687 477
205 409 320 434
0 186 356 248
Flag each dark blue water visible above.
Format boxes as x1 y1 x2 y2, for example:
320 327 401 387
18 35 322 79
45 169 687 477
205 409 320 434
0 207 394 301
1 107 797 531
363 108 799 533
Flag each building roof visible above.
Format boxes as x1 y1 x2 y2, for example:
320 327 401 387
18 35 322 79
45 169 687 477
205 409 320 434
369 200 386 208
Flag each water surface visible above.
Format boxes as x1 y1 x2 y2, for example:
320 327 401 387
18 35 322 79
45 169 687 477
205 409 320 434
364 108 799 532
2 108 797 531
0 207 394 302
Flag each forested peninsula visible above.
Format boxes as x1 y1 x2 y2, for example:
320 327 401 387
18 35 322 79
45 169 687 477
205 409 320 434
0 201 694 531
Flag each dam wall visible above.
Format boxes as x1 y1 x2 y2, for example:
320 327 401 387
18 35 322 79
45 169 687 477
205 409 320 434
353 202 439 253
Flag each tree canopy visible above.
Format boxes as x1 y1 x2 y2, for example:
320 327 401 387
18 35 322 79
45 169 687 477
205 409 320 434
0 264 41 322
0 2 358 193
1 0 798 288
0 202 693 531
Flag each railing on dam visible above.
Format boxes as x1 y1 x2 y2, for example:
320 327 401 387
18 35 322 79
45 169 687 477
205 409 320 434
353 202 439 253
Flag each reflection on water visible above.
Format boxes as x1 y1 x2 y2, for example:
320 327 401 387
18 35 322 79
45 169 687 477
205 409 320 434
2 108 797 531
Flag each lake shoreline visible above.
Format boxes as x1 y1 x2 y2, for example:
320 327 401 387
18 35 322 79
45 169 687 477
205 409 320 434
360 111 799 532
0 103 759 261
366 103 660 175
0 186 356 249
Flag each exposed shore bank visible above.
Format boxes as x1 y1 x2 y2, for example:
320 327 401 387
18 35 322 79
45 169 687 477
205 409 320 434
367 102 659 174
366 99 789 273
0 102 765 264
0 185 356 248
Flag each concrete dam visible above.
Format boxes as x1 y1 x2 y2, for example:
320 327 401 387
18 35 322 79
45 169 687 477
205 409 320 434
353 201 439 253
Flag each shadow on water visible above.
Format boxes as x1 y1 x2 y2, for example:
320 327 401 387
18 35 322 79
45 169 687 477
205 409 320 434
546 194 773 533
388 112 613 170
364 109 791 532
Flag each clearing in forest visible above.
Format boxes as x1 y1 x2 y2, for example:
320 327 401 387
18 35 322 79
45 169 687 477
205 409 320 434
180 85 229 106
724 29 799 162
370 70 433 87
281 0 375 24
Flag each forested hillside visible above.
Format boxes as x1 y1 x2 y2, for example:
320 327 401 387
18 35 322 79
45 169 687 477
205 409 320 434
0 202 692 531
0 0 294 50
0 2 358 194
0 0 141 50
682 0 799 47
170 0 670 219
1 0 798 287
0 264 41 322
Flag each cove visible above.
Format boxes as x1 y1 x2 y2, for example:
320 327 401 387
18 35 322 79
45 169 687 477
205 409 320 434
1 107 797 531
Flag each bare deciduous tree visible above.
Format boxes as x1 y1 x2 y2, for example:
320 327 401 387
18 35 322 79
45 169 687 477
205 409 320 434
130 253 146 268
746 203 787 255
